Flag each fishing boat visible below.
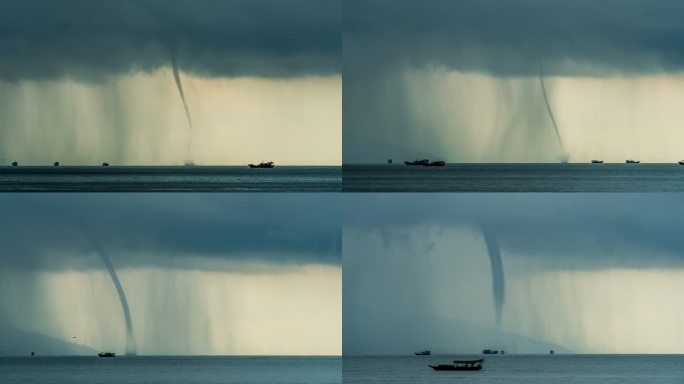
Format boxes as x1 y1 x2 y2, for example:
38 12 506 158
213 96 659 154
102 162 110 167
482 349 499 354
678 161 684 165
429 359 483 371
591 160 603 164
404 159 429 166
415 350 431 356
53 162 59 166
11 161 18 166
248 161 275 169
387 159 393 164
625 159 640 164
98 352 116 358
424 160 445 167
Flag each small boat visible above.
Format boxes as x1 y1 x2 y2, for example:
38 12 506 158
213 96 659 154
415 350 431 356
626 159 640 164
387 159 393 164
102 162 110 167
429 359 483 371
482 349 498 354
404 159 429 166
550 350 555 355
98 352 116 358
11 161 18 166
53 162 59 166
424 160 445 167
591 160 603 164
678 161 684 165
248 161 275 169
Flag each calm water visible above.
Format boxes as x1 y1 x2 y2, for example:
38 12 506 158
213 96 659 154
344 355 684 383
0 356 340 384
0 166 340 192
343 164 684 192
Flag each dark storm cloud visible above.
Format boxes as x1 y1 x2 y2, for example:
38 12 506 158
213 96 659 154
0 0 340 81
346 0 684 76
0 194 340 271
343 194 684 269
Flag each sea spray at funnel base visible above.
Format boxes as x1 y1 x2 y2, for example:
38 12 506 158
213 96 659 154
482 228 505 325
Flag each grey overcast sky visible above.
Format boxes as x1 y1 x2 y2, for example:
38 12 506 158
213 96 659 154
0 193 341 271
0 194 341 356
344 194 684 354
0 0 341 81
0 0 342 166
344 0 684 164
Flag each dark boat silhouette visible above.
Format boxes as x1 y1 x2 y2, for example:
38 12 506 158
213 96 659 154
591 160 603 164
429 359 483 371
405 159 429 166
387 159 393 164
53 162 59 166
248 161 275 169
102 162 110 167
625 159 640 164
415 350 431 356
424 160 445 167
98 352 116 357
11 161 18 166
678 161 684 165
482 349 499 354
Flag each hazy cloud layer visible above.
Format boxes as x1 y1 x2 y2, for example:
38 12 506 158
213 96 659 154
0 0 340 81
0 194 341 270
343 194 684 269
346 0 684 77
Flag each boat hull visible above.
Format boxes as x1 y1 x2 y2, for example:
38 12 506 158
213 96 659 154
429 365 482 371
404 159 429 166
424 161 445 167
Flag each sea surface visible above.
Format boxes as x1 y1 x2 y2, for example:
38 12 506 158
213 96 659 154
343 164 684 192
0 166 340 192
344 355 684 383
0 356 340 384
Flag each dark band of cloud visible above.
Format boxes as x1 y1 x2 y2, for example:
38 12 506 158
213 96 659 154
343 194 684 269
346 0 684 76
0 194 341 271
0 0 341 81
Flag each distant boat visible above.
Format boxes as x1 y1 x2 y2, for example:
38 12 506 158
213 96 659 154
405 159 429 166
102 162 110 167
625 159 640 164
550 350 555 355
415 350 431 356
591 160 603 164
248 161 275 169
53 162 59 166
387 159 393 164
424 160 445 167
11 161 18 166
429 359 483 371
98 352 116 358
678 161 684 165
482 349 499 354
